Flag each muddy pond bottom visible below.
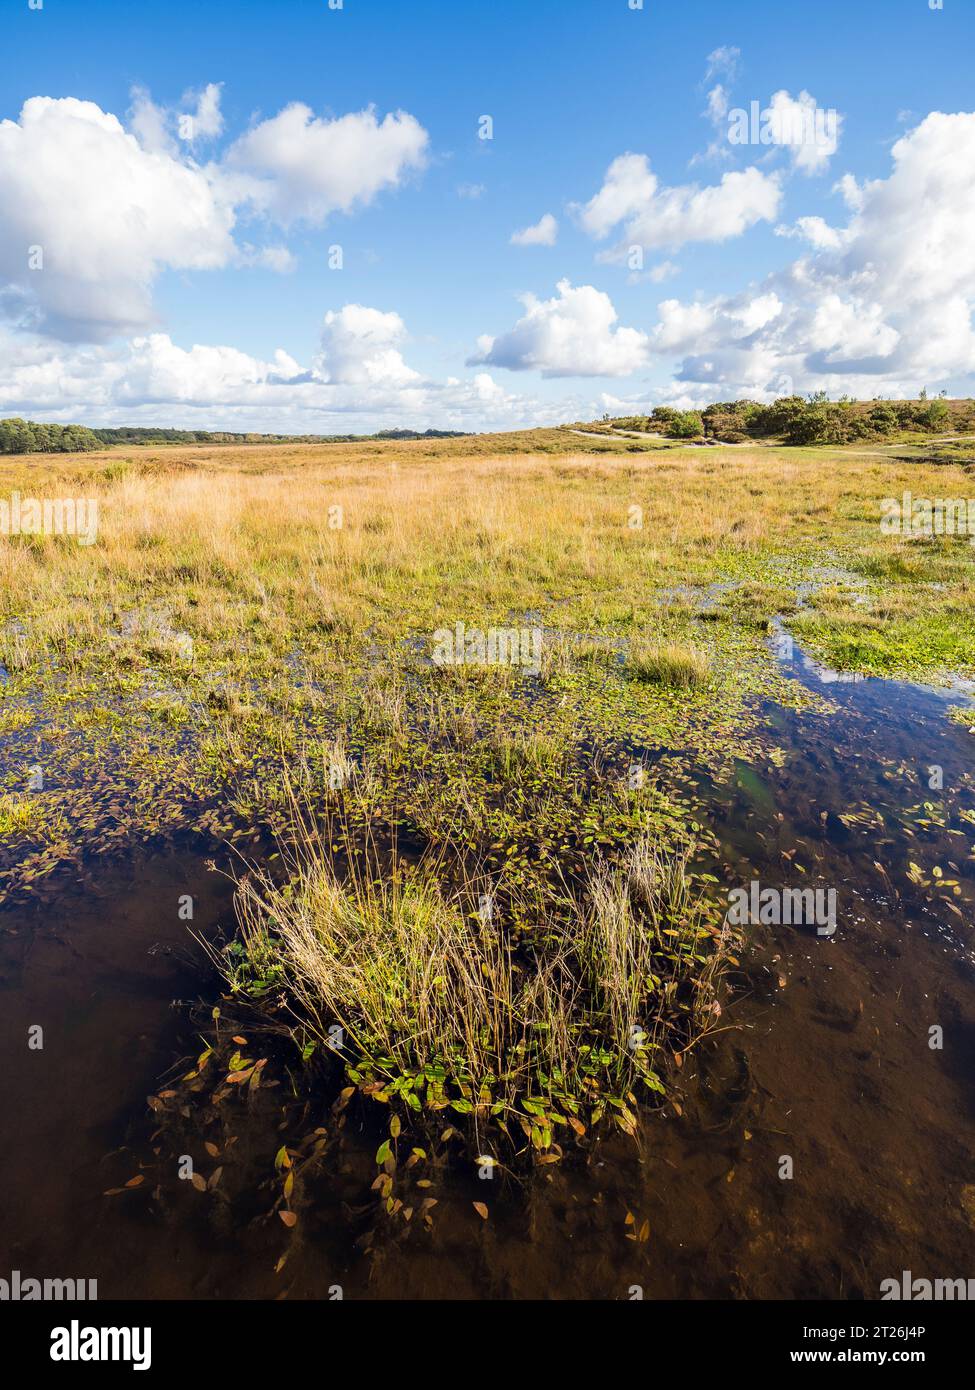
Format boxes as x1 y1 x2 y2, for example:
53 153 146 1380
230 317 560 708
2 648 974 1300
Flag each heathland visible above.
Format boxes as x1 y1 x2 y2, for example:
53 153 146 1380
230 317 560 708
2 422 974 1170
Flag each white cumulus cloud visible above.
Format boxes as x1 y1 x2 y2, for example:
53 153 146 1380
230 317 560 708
764 89 841 174
0 311 558 435
469 279 650 378
0 97 237 340
0 91 430 343
222 104 428 227
647 112 975 398
510 213 558 247
314 304 420 388
574 153 781 255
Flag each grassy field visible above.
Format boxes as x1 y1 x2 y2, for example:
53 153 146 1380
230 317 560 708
2 430 974 1151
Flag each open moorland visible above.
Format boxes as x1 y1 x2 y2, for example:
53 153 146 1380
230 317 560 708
2 427 974 1298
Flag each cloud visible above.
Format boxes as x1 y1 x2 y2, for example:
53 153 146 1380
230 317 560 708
469 279 650 378
0 311 561 434
222 104 428 226
457 182 485 200
775 215 847 251
510 213 558 247
574 153 781 255
697 46 842 176
127 86 177 155
646 112 975 397
238 243 298 273
188 83 224 141
628 260 681 286
705 46 741 83
706 85 731 124
128 82 225 152
314 304 420 388
0 97 237 340
763 90 841 174
0 91 430 343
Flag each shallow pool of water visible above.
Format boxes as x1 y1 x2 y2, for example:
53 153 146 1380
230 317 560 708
2 643 974 1299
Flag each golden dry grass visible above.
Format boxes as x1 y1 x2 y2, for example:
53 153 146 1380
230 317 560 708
1 432 973 682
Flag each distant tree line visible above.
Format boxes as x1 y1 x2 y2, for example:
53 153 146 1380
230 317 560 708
0 420 470 453
91 426 467 445
604 393 975 445
0 418 102 453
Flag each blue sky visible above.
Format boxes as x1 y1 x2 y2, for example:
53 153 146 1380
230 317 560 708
1 0 973 432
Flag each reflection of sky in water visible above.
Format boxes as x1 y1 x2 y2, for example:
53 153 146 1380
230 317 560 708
687 622 975 967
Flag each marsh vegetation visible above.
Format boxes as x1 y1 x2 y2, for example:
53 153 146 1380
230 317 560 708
2 426 975 1280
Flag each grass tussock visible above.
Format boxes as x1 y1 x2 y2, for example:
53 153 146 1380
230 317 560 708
226 818 728 1147
628 641 711 689
0 794 36 837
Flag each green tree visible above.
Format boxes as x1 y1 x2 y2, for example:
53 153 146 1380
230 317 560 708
667 411 703 439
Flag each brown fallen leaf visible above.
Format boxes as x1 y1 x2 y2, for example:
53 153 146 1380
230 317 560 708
124 1175 145 1189
472 1201 489 1220
279 1210 297 1228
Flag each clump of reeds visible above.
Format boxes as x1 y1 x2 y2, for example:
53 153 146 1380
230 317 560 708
0 794 37 836
627 640 710 689
224 793 728 1147
576 836 724 1094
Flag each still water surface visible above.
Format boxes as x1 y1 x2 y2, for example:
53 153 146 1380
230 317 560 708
2 642 973 1298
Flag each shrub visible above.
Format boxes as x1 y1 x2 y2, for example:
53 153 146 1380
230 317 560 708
868 404 899 435
666 410 704 439
750 396 808 436
924 399 951 431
